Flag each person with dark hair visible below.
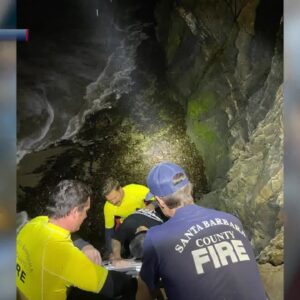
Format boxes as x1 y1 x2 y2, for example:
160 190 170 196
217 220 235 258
110 205 168 266
136 162 267 300
102 177 150 255
16 180 136 300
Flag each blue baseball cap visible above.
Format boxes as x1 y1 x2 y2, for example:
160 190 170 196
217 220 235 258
146 162 189 197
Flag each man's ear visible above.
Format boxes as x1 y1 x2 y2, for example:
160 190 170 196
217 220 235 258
69 207 78 218
156 197 165 209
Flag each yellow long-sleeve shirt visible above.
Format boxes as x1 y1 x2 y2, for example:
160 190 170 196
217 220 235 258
16 216 108 300
104 184 149 229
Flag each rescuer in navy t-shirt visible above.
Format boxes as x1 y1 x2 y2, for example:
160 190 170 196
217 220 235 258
136 162 267 300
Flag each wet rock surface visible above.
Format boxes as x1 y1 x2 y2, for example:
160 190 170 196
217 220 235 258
154 0 283 297
258 227 284 266
155 0 282 189
201 86 283 255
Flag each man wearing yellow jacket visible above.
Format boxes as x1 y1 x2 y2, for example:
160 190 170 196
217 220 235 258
102 177 149 255
16 180 136 300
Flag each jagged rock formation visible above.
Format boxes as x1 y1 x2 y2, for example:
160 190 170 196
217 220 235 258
154 0 283 297
155 0 282 189
201 86 283 252
259 227 283 266
154 0 283 253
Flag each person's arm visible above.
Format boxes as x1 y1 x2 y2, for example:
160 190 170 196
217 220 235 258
81 244 102 265
104 202 115 254
44 240 108 293
72 233 90 249
72 233 102 265
100 270 137 299
111 238 122 260
136 276 155 300
110 238 133 268
105 228 114 254
110 217 134 260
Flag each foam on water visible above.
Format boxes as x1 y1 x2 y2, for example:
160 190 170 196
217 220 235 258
17 20 149 163
17 90 54 164
62 23 148 140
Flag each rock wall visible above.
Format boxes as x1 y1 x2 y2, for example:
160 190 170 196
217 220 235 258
202 86 283 254
154 0 283 288
155 0 282 189
200 86 283 298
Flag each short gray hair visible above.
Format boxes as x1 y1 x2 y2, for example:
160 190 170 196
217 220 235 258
46 180 91 219
160 182 193 209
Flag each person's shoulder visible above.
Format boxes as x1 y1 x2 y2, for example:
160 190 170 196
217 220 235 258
104 201 113 210
31 215 47 221
124 183 147 189
144 223 170 248
46 235 78 253
18 215 47 236
26 215 48 227
147 220 169 236
124 184 148 192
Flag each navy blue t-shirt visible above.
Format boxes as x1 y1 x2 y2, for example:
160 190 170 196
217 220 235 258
140 204 266 300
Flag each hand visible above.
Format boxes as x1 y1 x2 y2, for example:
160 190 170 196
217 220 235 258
111 258 134 268
109 252 118 261
82 245 102 265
